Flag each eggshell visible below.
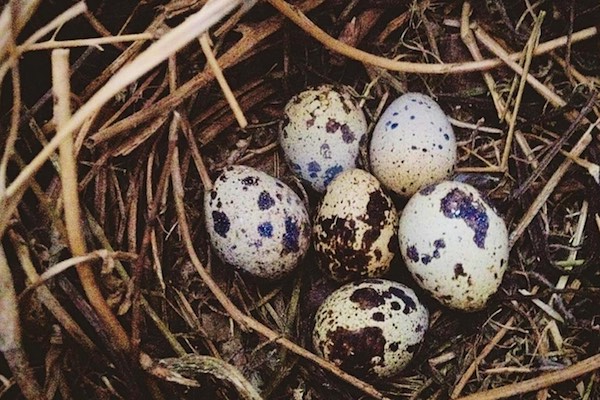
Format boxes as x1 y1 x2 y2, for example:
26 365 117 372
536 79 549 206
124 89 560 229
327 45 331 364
313 279 428 379
313 169 398 282
370 92 456 196
398 181 509 311
204 165 311 279
280 85 368 192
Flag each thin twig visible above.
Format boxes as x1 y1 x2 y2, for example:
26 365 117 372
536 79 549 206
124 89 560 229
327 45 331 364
510 94 597 200
52 49 131 353
455 353 600 400
0 0 41 60
499 11 545 171
199 33 248 128
266 0 598 74
0 245 45 400
509 122 596 247
1 0 244 236
21 33 155 51
451 317 516 398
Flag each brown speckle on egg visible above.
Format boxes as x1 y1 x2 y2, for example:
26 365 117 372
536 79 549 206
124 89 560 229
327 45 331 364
314 169 398 282
313 279 429 379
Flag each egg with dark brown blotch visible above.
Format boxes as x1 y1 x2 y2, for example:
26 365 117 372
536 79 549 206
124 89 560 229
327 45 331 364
313 169 398 282
280 85 368 192
313 279 429 379
370 92 457 197
204 165 311 280
398 181 509 311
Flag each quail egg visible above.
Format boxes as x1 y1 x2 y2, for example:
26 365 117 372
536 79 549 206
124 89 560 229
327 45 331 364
398 181 509 311
370 92 457 196
204 165 311 279
280 84 368 192
313 169 398 282
313 279 428 379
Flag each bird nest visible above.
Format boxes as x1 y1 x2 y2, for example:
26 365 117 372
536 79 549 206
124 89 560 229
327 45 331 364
1 1 599 399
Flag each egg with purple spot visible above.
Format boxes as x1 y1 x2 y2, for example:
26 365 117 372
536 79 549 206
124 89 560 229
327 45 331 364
370 92 456 196
205 165 311 279
398 181 509 311
280 85 368 192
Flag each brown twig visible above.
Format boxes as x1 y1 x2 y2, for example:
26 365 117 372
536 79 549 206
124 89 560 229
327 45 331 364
509 122 595 247
510 93 597 200
199 33 248 128
455 353 600 400
451 317 516 398
266 0 598 74
52 49 131 353
0 244 45 400
3 0 244 220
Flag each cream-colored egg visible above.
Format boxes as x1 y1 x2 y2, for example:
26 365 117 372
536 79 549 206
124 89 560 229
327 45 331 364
280 85 367 192
313 279 428 379
398 181 509 311
313 169 398 282
204 165 311 279
370 93 456 196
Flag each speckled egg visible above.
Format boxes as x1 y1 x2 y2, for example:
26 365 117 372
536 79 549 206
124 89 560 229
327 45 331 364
313 279 428 379
313 169 398 282
280 85 368 192
204 165 311 279
370 92 457 196
398 181 509 311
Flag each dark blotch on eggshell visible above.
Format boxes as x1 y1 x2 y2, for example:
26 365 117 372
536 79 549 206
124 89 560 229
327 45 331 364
323 165 344 187
257 191 275 210
349 287 386 309
453 263 467 279
325 118 340 133
257 222 273 238
308 161 321 178
316 217 372 281
440 188 489 249
282 217 301 254
340 124 356 143
212 211 230 238
406 343 420 354
386 287 417 314
241 176 259 186
374 249 382 261
407 246 420 262
281 115 290 133
419 184 437 196
372 312 385 321
326 326 386 379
